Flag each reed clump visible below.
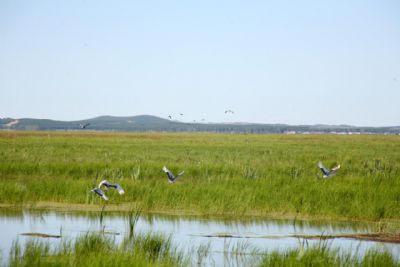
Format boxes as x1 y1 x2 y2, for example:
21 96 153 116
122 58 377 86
9 232 184 267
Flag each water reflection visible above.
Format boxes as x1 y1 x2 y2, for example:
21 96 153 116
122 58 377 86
0 208 399 266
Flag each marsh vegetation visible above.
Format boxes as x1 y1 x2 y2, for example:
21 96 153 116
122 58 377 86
0 131 399 222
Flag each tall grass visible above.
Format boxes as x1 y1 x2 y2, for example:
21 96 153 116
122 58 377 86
1 132 400 220
7 234 400 267
8 232 184 267
258 242 400 267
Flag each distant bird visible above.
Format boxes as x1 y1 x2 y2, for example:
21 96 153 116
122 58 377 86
98 180 125 194
91 188 108 200
224 109 234 114
162 166 184 183
180 113 184 116
168 115 172 119
318 162 341 178
80 123 90 129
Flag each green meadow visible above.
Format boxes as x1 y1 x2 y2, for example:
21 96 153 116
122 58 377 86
0 131 399 221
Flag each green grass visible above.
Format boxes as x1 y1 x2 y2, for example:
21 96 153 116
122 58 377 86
258 243 399 267
0 131 400 221
7 234 399 267
8 232 184 267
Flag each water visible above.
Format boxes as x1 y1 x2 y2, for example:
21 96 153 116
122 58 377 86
1 209 399 266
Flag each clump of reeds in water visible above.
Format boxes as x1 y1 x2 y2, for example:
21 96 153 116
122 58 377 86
9 232 185 267
126 206 141 238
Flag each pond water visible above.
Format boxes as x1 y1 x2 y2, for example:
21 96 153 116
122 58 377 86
0 209 399 266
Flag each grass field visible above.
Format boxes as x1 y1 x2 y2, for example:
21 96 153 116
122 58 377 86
0 131 399 221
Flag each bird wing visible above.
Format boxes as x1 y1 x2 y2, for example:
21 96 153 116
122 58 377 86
98 180 109 188
113 184 125 195
92 188 108 201
176 171 185 179
318 162 330 176
330 165 341 174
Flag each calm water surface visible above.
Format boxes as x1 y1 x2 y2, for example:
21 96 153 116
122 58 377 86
0 209 399 266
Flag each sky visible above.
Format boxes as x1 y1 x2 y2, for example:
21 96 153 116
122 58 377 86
0 0 399 126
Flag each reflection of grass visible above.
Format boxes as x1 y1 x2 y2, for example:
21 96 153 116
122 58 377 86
1 132 400 221
258 242 399 267
10 232 184 267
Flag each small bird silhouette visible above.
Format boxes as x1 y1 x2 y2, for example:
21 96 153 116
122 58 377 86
162 166 185 183
80 123 90 129
318 162 341 178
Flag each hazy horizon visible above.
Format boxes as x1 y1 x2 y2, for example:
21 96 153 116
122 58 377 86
1 1 399 126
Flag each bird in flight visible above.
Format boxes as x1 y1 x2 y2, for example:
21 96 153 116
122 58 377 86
180 113 184 116
224 109 234 114
318 162 341 178
168 115 172 119
80 123 90 129
98 180 125 194
91 188 108 200
162 166 184 183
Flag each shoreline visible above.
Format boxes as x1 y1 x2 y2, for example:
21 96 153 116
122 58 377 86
1 201 400 226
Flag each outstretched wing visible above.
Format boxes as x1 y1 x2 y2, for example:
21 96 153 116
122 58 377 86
98 180 110 189
176 171 185 180
91 188 108 201
112 184 125 195
318 162 330 176
330 165 341 174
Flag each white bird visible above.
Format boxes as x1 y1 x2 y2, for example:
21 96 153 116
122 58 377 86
318 162 341 178
91 188 108 200
98 180 125 194
162 166 184 183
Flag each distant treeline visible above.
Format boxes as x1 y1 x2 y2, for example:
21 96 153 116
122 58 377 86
1 115 399 134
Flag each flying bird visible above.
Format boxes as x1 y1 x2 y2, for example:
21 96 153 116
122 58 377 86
180 113 184 116
91 188 108 200
224 109 234 114
318 162 340 178
80 123 90 129
168 115 172 119
98 180 125 194
162 166 184 183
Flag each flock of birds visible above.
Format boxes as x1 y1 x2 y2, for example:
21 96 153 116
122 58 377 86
91 162 339 201
79 110 234 130
167 109 234 122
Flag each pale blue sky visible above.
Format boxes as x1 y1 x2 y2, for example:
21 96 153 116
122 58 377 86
1 0 399 126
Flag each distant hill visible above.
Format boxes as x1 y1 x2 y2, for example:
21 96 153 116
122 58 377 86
0 115 399 134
